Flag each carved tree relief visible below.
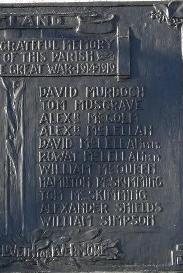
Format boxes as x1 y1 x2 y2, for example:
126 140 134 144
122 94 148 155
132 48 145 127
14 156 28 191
150 1 183 266
1 78 25 235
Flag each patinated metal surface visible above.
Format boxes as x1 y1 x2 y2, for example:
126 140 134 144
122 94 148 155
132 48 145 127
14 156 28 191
0 1 182 272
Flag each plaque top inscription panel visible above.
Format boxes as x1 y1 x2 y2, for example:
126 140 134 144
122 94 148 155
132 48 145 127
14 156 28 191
0 1 182 272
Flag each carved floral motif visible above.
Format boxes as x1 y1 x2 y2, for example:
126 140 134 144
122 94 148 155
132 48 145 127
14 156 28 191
150 1 183 28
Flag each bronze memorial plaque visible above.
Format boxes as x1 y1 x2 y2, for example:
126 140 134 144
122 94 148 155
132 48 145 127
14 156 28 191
0 1 183 272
